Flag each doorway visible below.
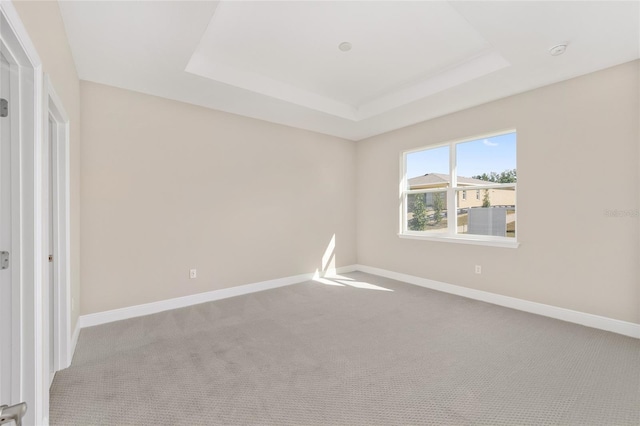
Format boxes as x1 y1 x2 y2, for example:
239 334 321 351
44 77 72 386
1 1 52 423
0 43 13 410
48 117 56 385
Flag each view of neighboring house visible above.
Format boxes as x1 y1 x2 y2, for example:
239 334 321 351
407 173 516 209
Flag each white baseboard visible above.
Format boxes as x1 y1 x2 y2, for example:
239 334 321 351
76 262 639 340
69 321 80 363
354 264 640 339
79 265 357 329
318 264 357 277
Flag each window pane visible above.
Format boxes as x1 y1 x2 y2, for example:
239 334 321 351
456 132 516 184
456 188 516 238
406 146 449 190
407 192 448 232
401 131 517 243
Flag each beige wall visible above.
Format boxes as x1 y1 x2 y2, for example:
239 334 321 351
80 81 356 315
12 1 639 327
357 61 640 324
14 1 82 329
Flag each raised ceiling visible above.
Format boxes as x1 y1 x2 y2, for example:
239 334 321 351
59 1 640 141
186 1 509 121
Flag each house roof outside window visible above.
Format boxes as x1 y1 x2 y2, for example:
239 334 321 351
408 173 490 190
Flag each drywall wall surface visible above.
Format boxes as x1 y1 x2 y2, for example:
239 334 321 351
14 0 82 330
80 81 356 314
357 60 640 324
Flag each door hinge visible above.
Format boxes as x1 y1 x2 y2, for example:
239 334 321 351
0 98 7 118
0 251 8 270
48 254 53 262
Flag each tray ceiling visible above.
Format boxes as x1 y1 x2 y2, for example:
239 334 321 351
59 1 640 140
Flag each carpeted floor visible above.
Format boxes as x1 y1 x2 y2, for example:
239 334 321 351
50 272 640 425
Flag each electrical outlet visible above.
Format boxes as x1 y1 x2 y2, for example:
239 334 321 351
475 265 482 274
189 269 197 279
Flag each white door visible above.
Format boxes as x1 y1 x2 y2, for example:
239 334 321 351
45 77 73 391
0 49 12 405
1 4 47 423
48 117 56 386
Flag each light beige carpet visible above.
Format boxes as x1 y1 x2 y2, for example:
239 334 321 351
50 272 640 425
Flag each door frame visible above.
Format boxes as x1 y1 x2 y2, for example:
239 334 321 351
1 0 46 424
44 74 71 375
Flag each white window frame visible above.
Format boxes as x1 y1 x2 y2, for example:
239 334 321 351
399 130 519 248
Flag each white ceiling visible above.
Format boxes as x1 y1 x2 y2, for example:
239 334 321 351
59 1 640 141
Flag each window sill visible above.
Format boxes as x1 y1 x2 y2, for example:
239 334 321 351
398 233 520 248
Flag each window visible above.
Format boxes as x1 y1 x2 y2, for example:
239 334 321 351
401 130 517 247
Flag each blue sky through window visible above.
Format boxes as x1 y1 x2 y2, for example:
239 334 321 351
406 132 516 179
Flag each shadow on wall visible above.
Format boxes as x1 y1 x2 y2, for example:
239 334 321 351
313 234 392 292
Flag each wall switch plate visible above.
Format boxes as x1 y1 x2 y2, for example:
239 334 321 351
475 265 482 274
189 269 197 279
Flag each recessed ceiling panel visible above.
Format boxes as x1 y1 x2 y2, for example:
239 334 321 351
59 0 640 140
186 1 508 120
